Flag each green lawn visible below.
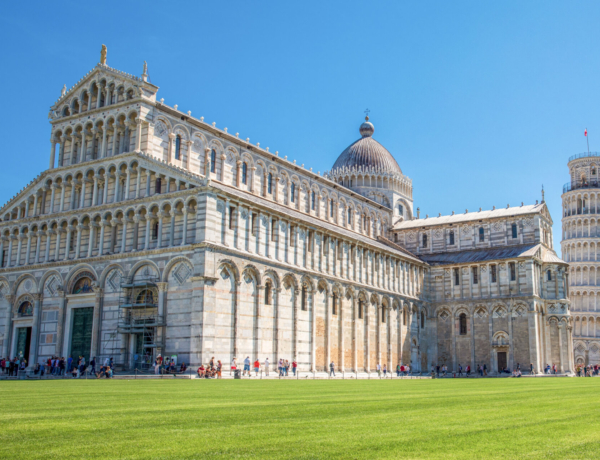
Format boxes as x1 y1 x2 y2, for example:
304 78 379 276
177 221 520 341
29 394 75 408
1 377 599 459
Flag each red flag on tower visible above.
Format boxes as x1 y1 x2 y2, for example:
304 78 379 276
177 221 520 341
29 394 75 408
585 129 588 137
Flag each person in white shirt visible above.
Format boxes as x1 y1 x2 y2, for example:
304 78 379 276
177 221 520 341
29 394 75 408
264 358 270 376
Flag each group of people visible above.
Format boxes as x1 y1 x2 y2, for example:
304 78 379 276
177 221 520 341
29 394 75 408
576 364 599 377
1 355 116 379
197 357 222 378
0 357 27 376
153 355 187 375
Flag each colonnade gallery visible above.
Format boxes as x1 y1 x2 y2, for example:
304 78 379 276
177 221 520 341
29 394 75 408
0 47 573 374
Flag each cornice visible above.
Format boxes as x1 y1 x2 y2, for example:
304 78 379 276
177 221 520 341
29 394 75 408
0 242 193 275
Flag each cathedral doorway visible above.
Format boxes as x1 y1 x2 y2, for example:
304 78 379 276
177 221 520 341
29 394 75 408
15 327 31 361
497 351 507 371
70 307 94 363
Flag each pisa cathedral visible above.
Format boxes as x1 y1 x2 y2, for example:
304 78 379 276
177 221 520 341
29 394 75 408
0 48 574 374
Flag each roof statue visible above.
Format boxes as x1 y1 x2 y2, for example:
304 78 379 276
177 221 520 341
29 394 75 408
61 84 66 97
100 44 107 65
143 61 148 76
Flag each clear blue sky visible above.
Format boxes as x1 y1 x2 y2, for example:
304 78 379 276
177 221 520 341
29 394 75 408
1 1 598 255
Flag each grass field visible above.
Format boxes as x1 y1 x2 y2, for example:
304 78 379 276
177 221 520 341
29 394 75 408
1 377 599 459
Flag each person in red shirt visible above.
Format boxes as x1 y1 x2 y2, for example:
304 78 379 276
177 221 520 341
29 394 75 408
253 359 260 376
197 365 205 378
292 360 297 376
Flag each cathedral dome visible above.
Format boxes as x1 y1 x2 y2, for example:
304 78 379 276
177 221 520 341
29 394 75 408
331 118 402 175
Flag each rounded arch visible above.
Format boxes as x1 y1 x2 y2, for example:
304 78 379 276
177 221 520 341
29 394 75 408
241 264 262 287
126 260 160 283
282 273 299 291
13 274 39 297
263 269 280 290
216 259 240 283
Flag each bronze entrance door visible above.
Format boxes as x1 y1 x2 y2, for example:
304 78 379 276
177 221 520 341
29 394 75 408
70 307 94 363
15 327 32 362
497 351 507 372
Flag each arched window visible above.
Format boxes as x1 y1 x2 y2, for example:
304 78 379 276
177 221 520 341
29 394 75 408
267 173 273 194
330 200 334 217
403 309 407 325
547 270 552 281
398 204 404 216
18 301 33 317
509 262 516 281
301 285 307 311
449 230 455 245
210 149 216 173
421 311 425 329
358 300 363 319
459 313 467 335
479 227 484 242
155 178 162 194
311 191 316 210
136 289 155 305
152 222 159 240
348 208 352 224
290 183 295 203
511 223 517 239
175 135 181 160
422 234 428 248
265 281 272 305
381 307 386 323
332 293 337 315
72 276 93 294
241 162 247 185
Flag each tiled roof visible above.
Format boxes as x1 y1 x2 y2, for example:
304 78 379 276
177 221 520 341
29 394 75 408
394 204 544 230
418 243 565 266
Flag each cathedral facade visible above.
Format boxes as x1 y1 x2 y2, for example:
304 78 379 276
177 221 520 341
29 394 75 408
0 49 573 374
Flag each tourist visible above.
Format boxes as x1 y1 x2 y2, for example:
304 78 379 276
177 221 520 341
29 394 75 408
264 357 270 376
396 364 401 377
67 356 73 373
278 359 283 376
436 365 440 377
377 363 381 377
383 364 387 377
400 364 405 376
329 361 335 377
243 356 251 377
530 363 534 374
217 360 222 378
466 365 470 376
483 364 487 376
90 357 96 375
284 359 289 376
292 359 297 376
197 365 205 378
406 365 411 375
154 360 160 375
180 362 187 373
209 357 215 369
254 358 260 376
231 357 237 376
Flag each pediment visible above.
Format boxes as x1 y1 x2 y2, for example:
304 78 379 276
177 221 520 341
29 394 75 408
49 64 158 120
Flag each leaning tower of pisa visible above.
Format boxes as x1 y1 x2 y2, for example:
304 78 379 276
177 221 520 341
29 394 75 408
562 153 600 366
